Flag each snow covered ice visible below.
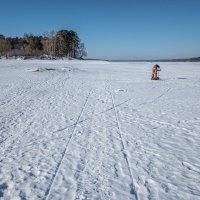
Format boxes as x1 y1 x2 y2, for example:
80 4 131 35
0 59 200 200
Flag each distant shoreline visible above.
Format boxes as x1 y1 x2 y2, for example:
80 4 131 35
1 56 200 62
85 57 200 62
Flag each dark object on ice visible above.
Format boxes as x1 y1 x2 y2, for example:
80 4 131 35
177 77 187 80
151 64 161 80
33 67 56 72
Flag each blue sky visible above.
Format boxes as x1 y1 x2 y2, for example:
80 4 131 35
0 0 200 60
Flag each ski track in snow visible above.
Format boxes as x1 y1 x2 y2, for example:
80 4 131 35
108 80 138 200
44 88 93 200
0 60 200 200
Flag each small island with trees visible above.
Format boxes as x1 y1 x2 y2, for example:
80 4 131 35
0 29 87 59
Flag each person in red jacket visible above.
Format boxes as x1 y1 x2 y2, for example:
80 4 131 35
151 64 161 80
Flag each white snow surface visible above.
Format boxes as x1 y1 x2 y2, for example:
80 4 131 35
0 60 200 200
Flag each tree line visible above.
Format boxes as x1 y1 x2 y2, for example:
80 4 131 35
0 29 87 59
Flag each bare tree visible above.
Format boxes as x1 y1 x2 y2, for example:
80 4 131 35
0 36 10 57
42 31 56 57
77 42 87 59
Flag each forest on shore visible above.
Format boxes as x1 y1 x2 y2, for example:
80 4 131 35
0 29 87 59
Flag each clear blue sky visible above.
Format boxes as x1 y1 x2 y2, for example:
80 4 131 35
0 0 200 60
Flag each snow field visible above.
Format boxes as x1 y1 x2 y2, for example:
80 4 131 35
0 60 200 200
